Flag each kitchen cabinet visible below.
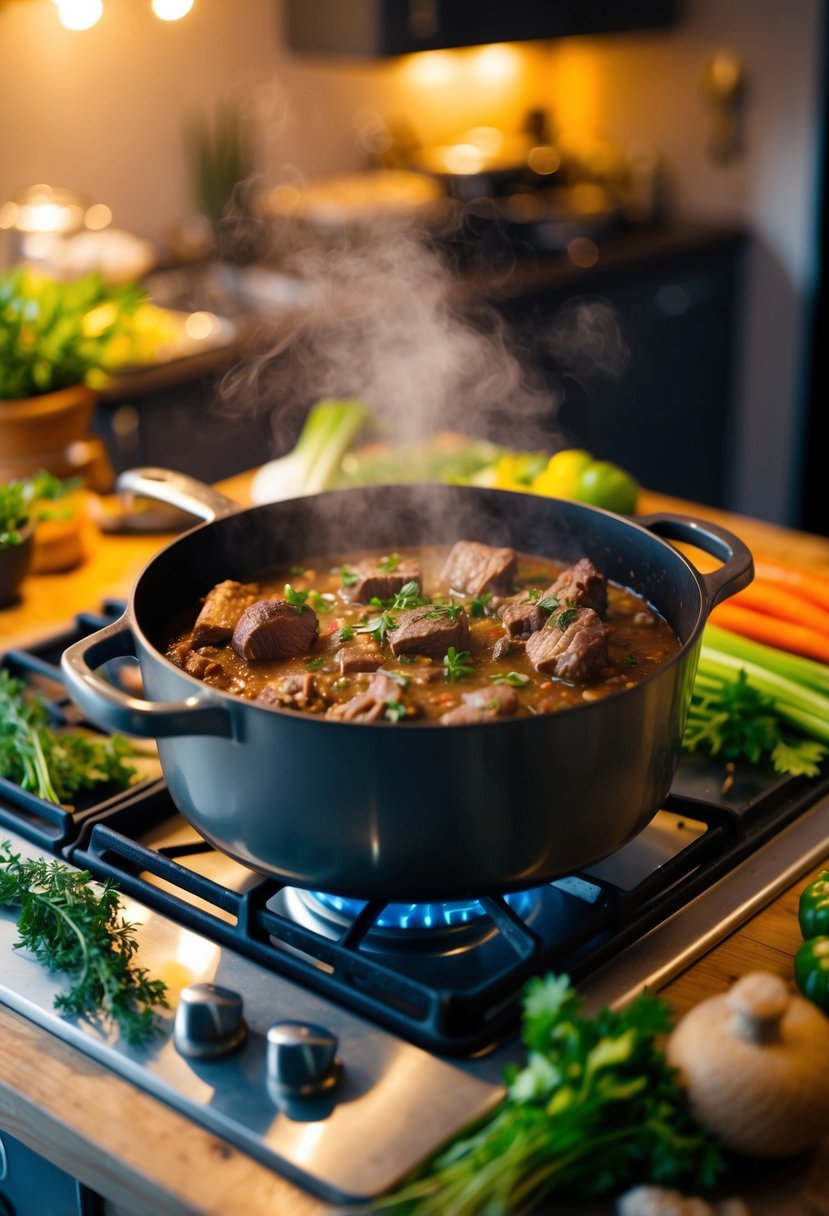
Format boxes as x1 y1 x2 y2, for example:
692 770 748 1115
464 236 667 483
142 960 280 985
283 0 681 58
469 223 747 509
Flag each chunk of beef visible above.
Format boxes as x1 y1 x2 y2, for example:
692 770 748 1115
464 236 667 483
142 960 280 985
492 635 524 662
256 673 318 710
441 541 517 596
388 605 470 659
525 606 609 683
346 558 422 604
232 599 319 661
191 580 260 648
183 651 226 682
440 683 518 725
497 594 546 639
327 672 405 723
338 644 385 674
548 557 607 615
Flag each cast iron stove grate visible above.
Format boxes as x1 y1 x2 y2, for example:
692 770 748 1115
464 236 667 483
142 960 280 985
2 607 828 1057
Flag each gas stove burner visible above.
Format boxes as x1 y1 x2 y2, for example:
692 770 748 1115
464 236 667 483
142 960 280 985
279 885 545 952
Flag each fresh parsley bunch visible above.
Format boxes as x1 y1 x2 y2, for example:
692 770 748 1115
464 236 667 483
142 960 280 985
0 670 136 805
684 667 826 777
378 975 724 1214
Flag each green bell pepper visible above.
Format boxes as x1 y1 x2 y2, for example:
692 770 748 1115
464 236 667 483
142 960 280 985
798 870 829 940
794 935 829 1012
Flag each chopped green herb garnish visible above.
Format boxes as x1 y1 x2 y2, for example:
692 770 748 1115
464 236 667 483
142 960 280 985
377 553 402 573
391 581 429 610
425 600 463 622
524 588 542 602
337 566 358 588
553 606 579 630
385 702 407 723
356 611 397 647
489 672 530 688
305 657 325 671
443 647 474 682
537 594 560 613
397 654 415 665
0 840 169 1045
289 565 306 576
334 624 355 643
283 584 310 612
469 592 493 618
623 653 640 666
333 676 350 690
308 590 335 614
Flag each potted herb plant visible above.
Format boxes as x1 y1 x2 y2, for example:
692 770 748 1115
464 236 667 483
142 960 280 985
0 267 142 486
0 471 80 606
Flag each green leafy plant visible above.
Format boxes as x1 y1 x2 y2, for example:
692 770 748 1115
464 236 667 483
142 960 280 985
378 974 724 1214
0 470 80 551
683 623 829 776
0 268 143 400
0 840 168 1044
0 669 137 805
186 100 256 226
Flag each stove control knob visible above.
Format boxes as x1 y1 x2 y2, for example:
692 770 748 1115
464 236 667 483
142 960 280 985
267 1020 341 1097
174 982 247 1059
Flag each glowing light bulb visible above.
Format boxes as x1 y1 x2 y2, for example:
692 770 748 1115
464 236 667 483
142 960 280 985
152 0 195 20
405 50 456 89
56 0 103 30
472 43 520 84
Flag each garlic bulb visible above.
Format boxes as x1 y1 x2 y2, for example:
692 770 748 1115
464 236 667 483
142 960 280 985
666 971 829 1157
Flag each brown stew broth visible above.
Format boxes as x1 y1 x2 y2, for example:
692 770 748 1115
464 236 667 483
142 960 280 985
162 547 680 721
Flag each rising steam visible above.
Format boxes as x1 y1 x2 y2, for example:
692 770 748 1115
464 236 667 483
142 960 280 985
220 217 630 459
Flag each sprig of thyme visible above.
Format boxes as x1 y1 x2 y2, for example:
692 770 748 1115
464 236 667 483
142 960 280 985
0 841 168 1045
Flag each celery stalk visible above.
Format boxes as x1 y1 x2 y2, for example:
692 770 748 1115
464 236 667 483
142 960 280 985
703 623 829 696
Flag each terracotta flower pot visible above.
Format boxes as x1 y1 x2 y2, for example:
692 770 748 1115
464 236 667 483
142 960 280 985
0 519 34 608
0 383 97 455
0 384 112 490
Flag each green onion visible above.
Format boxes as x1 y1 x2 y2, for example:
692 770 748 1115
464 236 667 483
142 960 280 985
251 399 368 502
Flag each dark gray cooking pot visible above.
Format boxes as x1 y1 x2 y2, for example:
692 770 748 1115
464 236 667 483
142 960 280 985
61 468 752 902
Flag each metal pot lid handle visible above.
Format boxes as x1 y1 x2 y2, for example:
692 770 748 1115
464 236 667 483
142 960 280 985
116 467 242 524
636 512 754 610
61 614 236 739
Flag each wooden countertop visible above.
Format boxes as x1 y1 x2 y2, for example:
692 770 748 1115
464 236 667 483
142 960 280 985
1 475 828 1215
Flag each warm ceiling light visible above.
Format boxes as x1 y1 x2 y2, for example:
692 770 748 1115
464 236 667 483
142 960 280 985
472 43 521 84
55 0 103 30
405 50 456 88
152 0 194 20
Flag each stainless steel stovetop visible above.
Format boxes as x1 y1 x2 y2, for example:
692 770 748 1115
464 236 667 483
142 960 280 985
1 605 827 1205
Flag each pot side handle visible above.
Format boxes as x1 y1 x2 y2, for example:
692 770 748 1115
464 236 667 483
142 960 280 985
61 616 236 739
636 513 754 610
116 467 242 524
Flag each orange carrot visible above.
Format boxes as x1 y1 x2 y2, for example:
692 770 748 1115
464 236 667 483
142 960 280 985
709 601 829 664
752 556 829 612
731 579 829 636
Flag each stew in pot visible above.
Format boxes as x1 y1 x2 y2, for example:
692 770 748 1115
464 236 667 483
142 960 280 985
161 541 680 724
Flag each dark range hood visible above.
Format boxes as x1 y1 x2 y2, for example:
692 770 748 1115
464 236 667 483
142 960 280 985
283 0 682 58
